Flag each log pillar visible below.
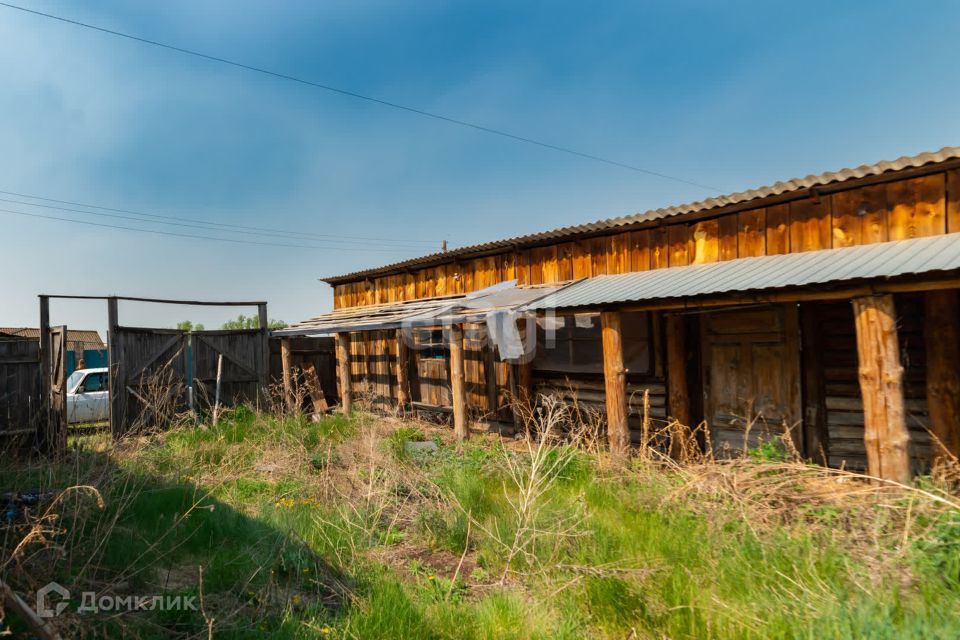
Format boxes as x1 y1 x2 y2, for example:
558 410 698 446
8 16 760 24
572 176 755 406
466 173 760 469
852 295 911 483
516 318 534 407
665 314 691 458
395 329 411 410
280 337 295 412
601 311 630 455
336 332 352 415
449 323 469 441
924 290 960 463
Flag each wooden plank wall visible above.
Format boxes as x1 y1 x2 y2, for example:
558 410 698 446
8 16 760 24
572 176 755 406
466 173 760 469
346 326 512 419
0 338 41 438
534 375 667 443
268 336 338 407
334 171 958 309
812 297 931 472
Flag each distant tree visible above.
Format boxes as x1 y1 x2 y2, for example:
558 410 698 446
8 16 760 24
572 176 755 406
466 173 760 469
176 320 205 332
220 314 287 330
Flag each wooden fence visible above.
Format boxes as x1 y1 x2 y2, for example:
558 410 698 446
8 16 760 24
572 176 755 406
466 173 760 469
0 337 40 444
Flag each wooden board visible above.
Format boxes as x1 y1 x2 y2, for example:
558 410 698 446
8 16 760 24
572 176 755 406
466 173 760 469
737 209 766 258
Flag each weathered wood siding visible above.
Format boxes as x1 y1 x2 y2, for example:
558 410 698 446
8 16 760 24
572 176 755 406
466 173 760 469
333 170 958 309
0 338 40 437
192 330 264 409
268 336 337 407
346 325 511 419
533 375 667 442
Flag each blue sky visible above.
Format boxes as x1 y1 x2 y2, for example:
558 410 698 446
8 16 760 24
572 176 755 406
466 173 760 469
1 0 959 335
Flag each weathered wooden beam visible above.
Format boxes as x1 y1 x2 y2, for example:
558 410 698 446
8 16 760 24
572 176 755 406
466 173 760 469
800 303 829 464
665 314 691 459
449 323 469 441
852 295 911 483
483 334 499 418
280 337 295 412
924 290 960 462
302 363 329 413
107 297 125 438
336 332 352 414
516 318 534 407
38 295 51 452
395 329 410 409
601 311 630 455
257 303 269 404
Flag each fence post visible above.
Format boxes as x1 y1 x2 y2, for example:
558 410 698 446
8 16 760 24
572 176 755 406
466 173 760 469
280 337 295 412
257 303 269 404
38 295 51 452
107 297 124 438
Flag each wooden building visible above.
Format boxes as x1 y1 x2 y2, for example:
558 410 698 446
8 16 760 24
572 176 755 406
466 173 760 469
277 147 960 481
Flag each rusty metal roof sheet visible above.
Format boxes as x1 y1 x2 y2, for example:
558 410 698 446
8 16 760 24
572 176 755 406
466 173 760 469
521 233 960 310
276 282 563 336
325 146 960 284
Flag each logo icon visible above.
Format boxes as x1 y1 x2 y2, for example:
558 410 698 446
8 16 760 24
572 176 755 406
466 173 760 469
36 582 70 618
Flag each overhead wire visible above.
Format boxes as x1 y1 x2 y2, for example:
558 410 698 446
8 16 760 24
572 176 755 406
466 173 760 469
0 195 444 250
0 189 444 246
0 207 423 254
0 1 720 192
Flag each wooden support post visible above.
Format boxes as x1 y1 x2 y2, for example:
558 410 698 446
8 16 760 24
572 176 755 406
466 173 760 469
852 295 911 483
601 311 630 455
107 296 125 438
924 290 960 462
449 323 469 441
483 336 499 420
395 329 410 410
516 317 533 407
280 337 295 412
257 303 269 405
665 314 691 459
800 304 829 464
38 295 51 452
336 332 352 414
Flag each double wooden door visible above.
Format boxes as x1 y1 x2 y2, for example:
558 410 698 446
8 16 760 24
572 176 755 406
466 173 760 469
701 305 801 455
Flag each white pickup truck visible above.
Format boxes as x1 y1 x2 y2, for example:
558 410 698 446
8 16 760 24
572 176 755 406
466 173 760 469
66 367 109 424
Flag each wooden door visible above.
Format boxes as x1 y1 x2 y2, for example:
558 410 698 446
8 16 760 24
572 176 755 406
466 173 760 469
413 328 451 407
701 306 801 455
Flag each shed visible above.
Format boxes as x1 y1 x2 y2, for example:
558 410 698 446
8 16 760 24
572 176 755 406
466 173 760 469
290 146 960 481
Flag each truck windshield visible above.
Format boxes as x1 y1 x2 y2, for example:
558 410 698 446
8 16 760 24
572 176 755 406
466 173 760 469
67 370 85 391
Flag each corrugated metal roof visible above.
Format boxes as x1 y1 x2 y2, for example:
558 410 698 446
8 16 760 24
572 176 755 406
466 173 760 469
0 328 105 347
276 282 563 336
325 146 960 284
522 234 960 310
274 294 465 336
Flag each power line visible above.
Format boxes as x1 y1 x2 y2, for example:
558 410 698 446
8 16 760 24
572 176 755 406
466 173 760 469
0 207 420 253
0 189 443 246
0 196 444 250
0 1 720 192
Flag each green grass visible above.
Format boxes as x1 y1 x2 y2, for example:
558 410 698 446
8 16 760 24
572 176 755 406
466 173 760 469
2 408 958 639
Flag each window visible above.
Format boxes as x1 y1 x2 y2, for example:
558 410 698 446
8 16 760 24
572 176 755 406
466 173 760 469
414 329 448 360
81 372 108 392
533 312 652 375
